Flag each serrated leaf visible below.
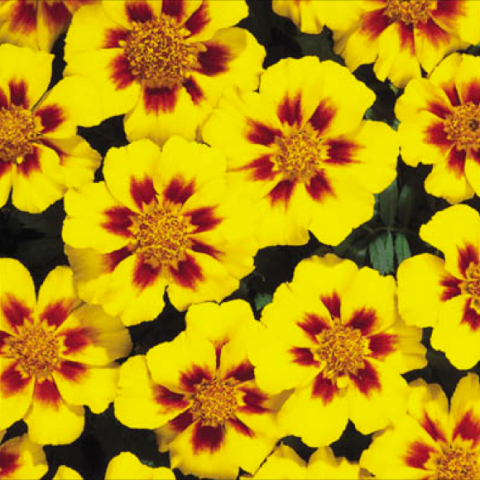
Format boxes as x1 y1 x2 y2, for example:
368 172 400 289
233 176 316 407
254 293 273 312
378 180 398 226
395 233 412 265
369 232 394 275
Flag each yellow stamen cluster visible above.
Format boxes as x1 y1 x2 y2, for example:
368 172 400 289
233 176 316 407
435 445 478 480
463 263 480 305
444 103 480 151
191 379 238 427
274 128 323 182
0 107 37 163
7 323 59 378
124 16 204 88
129 203 190 268
316 322 369 379
385 0 432 25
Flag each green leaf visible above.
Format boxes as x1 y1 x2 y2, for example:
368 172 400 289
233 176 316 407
254 293 273 312
369 232 394 275
378 180 398 226
395 233 412 265
397 180 417 227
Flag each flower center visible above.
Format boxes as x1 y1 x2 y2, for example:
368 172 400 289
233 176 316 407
129 203 190 268
0 106 38 162
316 322 368 379
124 15 203 88
444 103 480 151
274 128 324 182
7 324 59 378
191 379 238 427
435 446 478 480
462 263 480 302
385 0 432 25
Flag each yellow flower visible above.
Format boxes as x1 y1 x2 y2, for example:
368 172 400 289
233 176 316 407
53 466 83 480
202 56 398 248
333 0 480 88
361 374 480 480
396 53 480 204
63 138 256 326
0 435 48 480
105 452 175 480
398 204 480 370
0 259 132 445
0 43 102 213
249 254 426 447
0 0 97 51
64 0 265 145
115 300 284 480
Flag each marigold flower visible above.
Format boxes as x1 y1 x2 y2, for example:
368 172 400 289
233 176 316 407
53 466 83 480
0 259 132 445
0 44 102 213
333 0 480 88
362 374 480 479
0 0 96 51
115 300 284 480
398 204 480 369
249 254 426 447
63 138 256 326
105 452 175 479
396 53 480 204
64 0 265 145
0 434 48 480
202 56 398 248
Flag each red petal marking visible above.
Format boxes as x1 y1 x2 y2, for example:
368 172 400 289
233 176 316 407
156 385 189 409
110 54 135 90
398 23 415 52
40 300 74 328
453 410 480 447
312 372 337 404
416 18 449 48
104 27 129 48
180 366 212 392
228 417 253 437
0 450 20 478
41 1 71 28
350 360 381 396
35 378 61 406
368 333 396 359
10 0 37 33
463 82 480 105
442 83 462 107
440 276 462 301
16 148 40 177
405 441 436 469
278 95 302 127
133 258 161 289
36 105 66 134
102 207 134 237
9 80 28 108
196 43 231 76
1 295 32 332
269 180 295 205
190 240 221 259
184 77 203 104
105 247 132 272
243 155 277 181
321 293 341 319
192 423 224 453
170 409 195 432
164 177 195 205
186 207 222 233
298 313 328 343
347 308 377 336
431 0 465 24
61 327 93 355
247 121 282 146
458 244 479 277
446 146 466 176
0 362 30 396
360 7 391 39
462 298 480 331
428 101 452 120
325 139 358 165
185 2 209 36
0 88 8 109
239 387 269 414
290 347 318 367
308 99 336 135
214 341 226 369
130 177 156 209
426 121 451 151
0 161 11 179
422 413 447 443
473 149 480 165
0 330 11 353
162 0 185 20
143 86 178 113
57 360 86 382
224 361 255 383
306 171 333 201
125 1 154 23
170 255 203 289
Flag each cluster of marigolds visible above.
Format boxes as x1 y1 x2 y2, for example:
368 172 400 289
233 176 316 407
0 0 480 479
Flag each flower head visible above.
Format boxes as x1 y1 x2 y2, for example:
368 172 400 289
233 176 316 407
249 254 426 447
203 56 398 248
333 0 480 87
0 435 47 480
396 53 480 204
361 374 480 480
64 0 265 145
0 259 132 445
115 300 284 480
